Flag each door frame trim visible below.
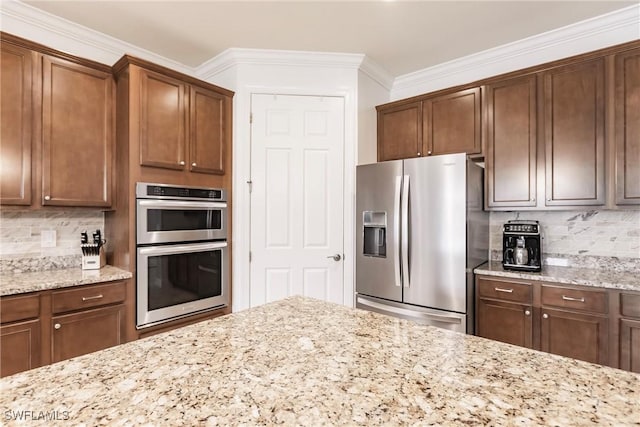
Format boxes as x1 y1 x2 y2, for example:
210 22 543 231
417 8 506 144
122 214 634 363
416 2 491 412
233 85 356 311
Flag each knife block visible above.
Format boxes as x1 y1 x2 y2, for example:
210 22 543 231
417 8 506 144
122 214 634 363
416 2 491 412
82 247 106 270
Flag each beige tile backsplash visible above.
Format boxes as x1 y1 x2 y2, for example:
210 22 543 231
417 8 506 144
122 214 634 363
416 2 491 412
1 208 638 272
490 210 640 260
0 210 104 258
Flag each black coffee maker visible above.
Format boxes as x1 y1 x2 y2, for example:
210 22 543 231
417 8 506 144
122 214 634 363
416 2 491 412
502 220 542 272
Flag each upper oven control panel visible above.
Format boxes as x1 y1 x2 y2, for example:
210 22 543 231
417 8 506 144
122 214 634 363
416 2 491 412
136 182 226 202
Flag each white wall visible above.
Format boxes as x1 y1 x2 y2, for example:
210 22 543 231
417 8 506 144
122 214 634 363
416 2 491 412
203 53 361 312
357 70 390 165
390 5 639 100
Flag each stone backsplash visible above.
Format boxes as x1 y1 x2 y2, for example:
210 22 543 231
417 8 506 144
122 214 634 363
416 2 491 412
0 209 104 273
490 210 640 271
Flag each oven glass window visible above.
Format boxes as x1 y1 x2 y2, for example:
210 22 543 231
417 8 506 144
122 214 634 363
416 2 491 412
147 209 222 232
147 250 222 310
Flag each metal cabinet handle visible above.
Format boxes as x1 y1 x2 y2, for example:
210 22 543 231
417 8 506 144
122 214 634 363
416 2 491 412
327 254 341 262
44 195 51 201
562 295 585 303
54 323 61 330
494 287 513 293
82 294 103 301
525 310 531 316
543 313 549 319
179 161 185 166
191 162 197 167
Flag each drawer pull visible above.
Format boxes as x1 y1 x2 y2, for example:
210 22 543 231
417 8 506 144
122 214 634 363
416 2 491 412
562 295 585 303
494 287 514 293
54 323 61 330
81 294 104 302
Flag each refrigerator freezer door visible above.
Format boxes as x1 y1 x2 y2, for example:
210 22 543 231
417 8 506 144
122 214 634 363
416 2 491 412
356 294 466 334
356 160 403 302
403 153 467 313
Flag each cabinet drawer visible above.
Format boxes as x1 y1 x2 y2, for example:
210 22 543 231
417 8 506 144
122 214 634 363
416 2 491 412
477 277 532 303
541 285 607 314
621 293 640 318
52 281 125 314
0 293 40 324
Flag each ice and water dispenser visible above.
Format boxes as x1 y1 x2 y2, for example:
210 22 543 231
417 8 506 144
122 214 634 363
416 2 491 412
362 211 387 257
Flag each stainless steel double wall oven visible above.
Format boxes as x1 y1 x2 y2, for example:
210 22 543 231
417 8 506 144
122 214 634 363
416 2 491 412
136 182 229 329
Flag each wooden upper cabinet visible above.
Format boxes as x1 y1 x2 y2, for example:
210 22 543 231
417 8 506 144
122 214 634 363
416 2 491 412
139 68 187 171
377 101 422 161
614 47 640 205
41 55 114 207
424 87 481 156
485 76 537 208
190 85 225 175
0 41 33 205
543 58 605 206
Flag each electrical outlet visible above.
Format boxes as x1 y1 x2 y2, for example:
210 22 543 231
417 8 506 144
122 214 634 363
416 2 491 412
41 229 57 248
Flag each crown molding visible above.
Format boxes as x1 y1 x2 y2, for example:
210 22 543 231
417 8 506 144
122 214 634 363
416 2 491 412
197 47 393 90
392 4 640 99
0 0 195 74
197 48 365 80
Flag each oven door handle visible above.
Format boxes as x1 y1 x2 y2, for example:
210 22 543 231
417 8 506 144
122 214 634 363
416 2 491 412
137 199 227 209
138 241 227 256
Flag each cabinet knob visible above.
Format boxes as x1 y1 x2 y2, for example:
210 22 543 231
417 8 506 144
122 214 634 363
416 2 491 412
54 323 61 330
542 313 549 319
417 152 421 156
531 198 535 202
191 162 197 167
525 310 531 316
179 161 185 166
44 195 51 201
427 151 432 155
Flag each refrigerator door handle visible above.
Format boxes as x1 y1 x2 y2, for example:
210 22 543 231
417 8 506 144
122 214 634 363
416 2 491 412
401 175 410 288
393 176 402 287
357 296 462 325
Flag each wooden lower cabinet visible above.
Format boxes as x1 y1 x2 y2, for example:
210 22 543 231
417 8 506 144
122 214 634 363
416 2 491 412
477 299 533 348
619 319 640 373
0 280 128 377
52 304 124 363
0 319 41 377
540 308 608 365
476 274 638 372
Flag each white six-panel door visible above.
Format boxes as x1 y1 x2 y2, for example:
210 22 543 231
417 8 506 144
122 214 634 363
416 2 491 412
250 94 345 307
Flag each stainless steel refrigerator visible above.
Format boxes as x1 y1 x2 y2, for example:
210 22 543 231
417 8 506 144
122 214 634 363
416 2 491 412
355 153 488 334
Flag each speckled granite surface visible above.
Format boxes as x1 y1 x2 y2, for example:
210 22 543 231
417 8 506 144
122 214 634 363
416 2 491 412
0 266 132 296
475 261 640 292
1 296 638 425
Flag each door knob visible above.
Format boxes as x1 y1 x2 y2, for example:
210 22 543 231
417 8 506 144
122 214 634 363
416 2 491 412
327 254 342 261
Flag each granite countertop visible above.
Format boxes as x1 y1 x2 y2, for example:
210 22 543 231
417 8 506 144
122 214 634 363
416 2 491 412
475 261 640 292
0 265 132 297
1 296 638 425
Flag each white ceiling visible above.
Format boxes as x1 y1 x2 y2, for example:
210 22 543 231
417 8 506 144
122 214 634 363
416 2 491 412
24 1 636 77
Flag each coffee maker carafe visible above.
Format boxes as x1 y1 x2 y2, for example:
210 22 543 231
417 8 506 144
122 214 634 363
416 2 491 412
502 220 541 272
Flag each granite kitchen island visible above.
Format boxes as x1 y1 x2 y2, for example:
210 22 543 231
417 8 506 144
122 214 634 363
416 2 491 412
1 296 638 425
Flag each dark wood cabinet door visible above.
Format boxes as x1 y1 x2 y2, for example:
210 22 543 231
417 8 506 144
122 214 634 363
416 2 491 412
1 41 33 205
541 308 608 365
477 299 533 348
0 319 41 377
620 318 640 373
139 68 187 171
424 87 481 156
615 47 640 205
51 305 123 363
485 76 537 208
377 101 422 161
190 85 226 175
41 56 114 207
543 58 605 206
